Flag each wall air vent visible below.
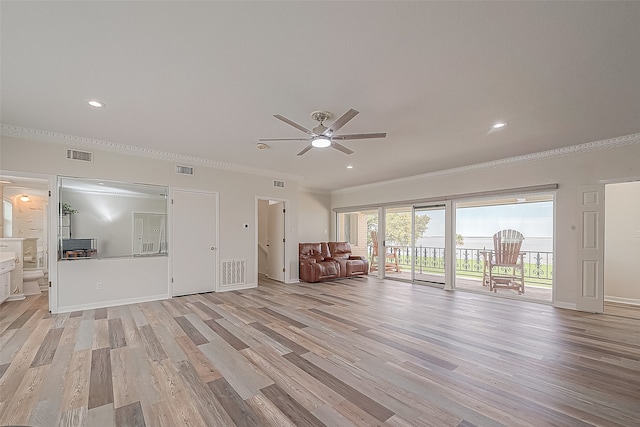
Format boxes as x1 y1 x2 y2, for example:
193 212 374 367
66 149 93 162
221 259 246 287
274 180 285 188
176 165 194 175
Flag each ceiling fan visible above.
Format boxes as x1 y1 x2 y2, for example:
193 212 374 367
259 108 386 155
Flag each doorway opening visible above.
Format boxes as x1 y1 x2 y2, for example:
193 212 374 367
1 171 55 310
257 198 287 283
604 181 640 319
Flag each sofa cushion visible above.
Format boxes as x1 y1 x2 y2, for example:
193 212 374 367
327 241 352 258
299 243 323 260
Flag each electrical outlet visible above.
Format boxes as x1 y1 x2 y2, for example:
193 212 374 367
96 282 103 290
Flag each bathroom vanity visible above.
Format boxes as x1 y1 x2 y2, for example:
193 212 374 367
0 252 16 303
0 238 25 300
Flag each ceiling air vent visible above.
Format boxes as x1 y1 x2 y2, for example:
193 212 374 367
274 180 285 188
176 165 194 175
66 149 93 162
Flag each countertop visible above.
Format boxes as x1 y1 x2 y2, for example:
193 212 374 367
0 252 17 263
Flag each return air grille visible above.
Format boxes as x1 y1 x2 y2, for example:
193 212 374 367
67 149 93 162
176 165 194 175
221 259 246 286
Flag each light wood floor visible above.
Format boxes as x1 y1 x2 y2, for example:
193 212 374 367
1 277 639 426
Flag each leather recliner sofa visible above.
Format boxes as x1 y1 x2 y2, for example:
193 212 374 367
299 242 369 283
327 242 369 278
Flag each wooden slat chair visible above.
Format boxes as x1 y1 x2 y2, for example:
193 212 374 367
481 229 525 294
369 231 400 273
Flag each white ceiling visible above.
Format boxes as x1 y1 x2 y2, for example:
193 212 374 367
2 2 639 191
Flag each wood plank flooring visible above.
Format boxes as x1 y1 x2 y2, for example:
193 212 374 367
1 276 639 426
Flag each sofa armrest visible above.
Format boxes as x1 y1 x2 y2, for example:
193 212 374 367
348 255 364 260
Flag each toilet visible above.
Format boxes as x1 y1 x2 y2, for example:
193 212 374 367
23 269 44 295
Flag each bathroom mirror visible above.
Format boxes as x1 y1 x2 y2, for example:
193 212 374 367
59 177 168 260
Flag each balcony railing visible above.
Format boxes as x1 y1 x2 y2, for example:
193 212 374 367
369 245 553 286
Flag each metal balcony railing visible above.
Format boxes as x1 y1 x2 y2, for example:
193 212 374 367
368 245 553 285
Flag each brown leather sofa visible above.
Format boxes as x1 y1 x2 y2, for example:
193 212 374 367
299 242 368 283
299 243 341 283
327 242 369 278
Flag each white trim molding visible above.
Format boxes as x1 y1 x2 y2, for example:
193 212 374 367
0 124 303 182
332 132 640 195
605 295 640 307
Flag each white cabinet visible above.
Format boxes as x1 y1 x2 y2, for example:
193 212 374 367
0 253 16 303
0 238 25 300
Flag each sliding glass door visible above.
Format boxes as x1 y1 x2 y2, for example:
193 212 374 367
454 193 554 302
336 209 377 272
413 204 447 285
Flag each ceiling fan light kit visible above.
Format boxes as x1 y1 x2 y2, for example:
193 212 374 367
259 108 386 156
311 136 331 148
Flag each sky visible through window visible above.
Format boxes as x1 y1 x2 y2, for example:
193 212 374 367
417 201 554 252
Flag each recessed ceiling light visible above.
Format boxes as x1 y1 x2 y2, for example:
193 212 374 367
346 165 353 169
256 142 270 150
492 122 506 129
20 195 30 202
88 100 106 108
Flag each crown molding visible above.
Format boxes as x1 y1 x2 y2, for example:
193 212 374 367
332 132 640 195
0 124 303 182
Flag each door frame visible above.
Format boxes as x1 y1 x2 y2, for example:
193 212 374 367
600 176 640 312
255 196 291 284
412 201 451 287
170 188 219 296
0 170 57 312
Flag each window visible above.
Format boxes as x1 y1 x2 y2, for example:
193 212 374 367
2 199 12 237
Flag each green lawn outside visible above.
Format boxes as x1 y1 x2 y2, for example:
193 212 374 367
396 257 553 288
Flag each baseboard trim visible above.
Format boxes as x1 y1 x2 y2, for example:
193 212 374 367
218 282 257 292
605 296 640 306
57 293 169 313
553 301 577 310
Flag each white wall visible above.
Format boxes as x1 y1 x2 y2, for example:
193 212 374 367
1 135 301 311
605 181 640 304
57 256 168 311
298 190 331 242
331 137 640 309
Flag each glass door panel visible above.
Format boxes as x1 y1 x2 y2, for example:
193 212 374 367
337 209 377 272
383 206 412 280
454 193 554 302
413 205 446 285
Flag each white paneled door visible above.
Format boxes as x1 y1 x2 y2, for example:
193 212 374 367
267 201 285 282
171 189 218 296
577 185 605 312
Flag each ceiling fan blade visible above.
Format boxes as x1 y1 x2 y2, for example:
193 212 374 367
331 142 354 155
297 144 314 156
258 137 309 142
326 108 359 135
274 115 312 135
332 132 386 140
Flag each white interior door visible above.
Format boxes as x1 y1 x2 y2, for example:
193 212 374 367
172 189 218 296
577 185 605 312
267 202 285 282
